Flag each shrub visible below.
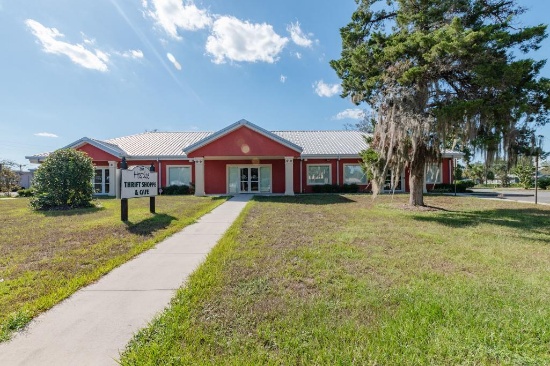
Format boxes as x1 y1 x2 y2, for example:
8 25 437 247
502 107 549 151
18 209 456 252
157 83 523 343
161 185 193 195
17 188 34 197
537 177 550 190
431 181 475 193
31 149 94 210
311 184 360 193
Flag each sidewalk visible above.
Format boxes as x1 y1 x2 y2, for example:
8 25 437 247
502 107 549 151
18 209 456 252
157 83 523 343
0 195 252 366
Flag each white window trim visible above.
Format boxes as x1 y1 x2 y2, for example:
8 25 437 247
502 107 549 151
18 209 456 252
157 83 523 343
425 162 442 184
342 163 368 185
92 167 110 195
226 164 272 194
165 165 193 186
307 164 332 185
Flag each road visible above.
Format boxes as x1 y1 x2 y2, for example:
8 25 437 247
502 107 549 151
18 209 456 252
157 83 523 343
464 188 550 205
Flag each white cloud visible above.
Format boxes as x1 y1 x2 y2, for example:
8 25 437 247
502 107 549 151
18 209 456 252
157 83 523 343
294 52 302 59
166 52 181 70
334 109 364 120
82 36 95 45
25 19 109 72
144 0 212 39
287 21 313 48
206 16 288 64
280 75 287 83
34 132 59 138
313 80 341 97
121 49 144 59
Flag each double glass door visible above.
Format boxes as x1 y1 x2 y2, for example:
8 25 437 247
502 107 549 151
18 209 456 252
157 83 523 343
228 166 271 194
240 167 259 193
384 170 403 191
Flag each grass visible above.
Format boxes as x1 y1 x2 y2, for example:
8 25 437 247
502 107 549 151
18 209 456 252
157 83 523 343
120 194 550 365
0 195 227 341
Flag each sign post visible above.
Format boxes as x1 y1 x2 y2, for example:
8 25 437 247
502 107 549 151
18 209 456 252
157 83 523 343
120 158 128 221
149 163 156 214
118 158 158 221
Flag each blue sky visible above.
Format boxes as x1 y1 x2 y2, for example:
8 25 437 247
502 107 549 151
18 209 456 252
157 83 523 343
1 0 549 168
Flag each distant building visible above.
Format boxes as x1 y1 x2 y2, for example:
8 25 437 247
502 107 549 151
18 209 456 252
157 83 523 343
19 171 34 189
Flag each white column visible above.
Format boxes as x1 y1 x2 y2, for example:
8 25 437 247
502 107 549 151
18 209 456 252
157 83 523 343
284 157 294 196
194 158 205 196
108 161 116 196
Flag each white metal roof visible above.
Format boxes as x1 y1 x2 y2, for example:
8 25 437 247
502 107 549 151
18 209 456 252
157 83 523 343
273 130 368 157
106 129 368 158
27 127 463 161
106 131 212 157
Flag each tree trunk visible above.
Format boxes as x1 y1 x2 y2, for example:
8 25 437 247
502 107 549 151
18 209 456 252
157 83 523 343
408 146 427 206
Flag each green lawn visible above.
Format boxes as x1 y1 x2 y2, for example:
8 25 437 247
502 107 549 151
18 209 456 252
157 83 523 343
0 195 226 341
120 195 550 365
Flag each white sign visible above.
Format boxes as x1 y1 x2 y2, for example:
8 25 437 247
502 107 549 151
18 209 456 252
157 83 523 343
120 166 158 199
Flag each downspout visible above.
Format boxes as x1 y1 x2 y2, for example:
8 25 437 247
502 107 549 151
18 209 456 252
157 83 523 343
449 159 452 184
336 156 340 185
300 158 303 193
158 158 161 194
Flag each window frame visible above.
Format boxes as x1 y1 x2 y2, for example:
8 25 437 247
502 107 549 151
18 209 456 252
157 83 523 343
92 167 110 195
306 164 332 185
425 162 442 184
165 165 192 187
343 163 368 185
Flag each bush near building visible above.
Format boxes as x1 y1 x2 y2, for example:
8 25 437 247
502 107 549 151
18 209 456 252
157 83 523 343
161 184 194 195
537 177 550 190
311 183 360 193
31 149 94 210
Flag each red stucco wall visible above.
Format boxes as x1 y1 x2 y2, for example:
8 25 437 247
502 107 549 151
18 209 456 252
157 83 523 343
77 144 119 162
187 126 300 158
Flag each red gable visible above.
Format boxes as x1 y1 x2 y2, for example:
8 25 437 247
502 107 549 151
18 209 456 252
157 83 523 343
77 143 119 161
187 125 300 158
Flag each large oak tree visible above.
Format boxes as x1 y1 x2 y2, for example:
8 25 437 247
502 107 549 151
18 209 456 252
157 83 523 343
331 0 550 206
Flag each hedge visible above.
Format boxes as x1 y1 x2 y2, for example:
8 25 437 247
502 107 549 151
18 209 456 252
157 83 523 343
161 185 194 195
311 184 360 193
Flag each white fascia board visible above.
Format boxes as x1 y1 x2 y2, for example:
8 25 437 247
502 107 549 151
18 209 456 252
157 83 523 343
300 154 361 159
62 137 124 158
441 151 465 158
204 155 292 160
125 155 188 160
25 156 47 164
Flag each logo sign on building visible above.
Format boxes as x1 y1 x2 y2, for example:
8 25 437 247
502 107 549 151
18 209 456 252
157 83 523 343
120 166 158 199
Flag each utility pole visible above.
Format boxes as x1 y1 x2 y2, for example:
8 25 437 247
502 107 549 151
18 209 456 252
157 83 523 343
534 136 543 205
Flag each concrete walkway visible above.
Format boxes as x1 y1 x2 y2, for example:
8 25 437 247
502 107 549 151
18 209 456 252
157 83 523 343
0 195 252 366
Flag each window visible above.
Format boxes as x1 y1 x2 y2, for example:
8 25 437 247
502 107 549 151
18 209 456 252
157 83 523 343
93 168 110 194
307 164 331 185
425 163 442 184
167 166 191 186
343 164 367 185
